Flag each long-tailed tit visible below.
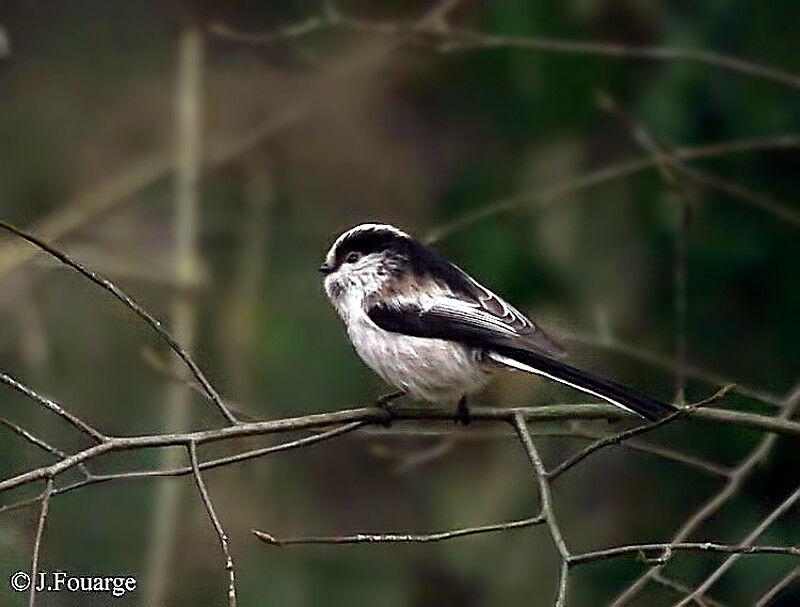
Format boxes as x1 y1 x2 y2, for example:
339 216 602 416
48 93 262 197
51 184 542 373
320 223 675 423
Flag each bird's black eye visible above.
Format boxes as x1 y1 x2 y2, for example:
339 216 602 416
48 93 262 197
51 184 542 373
345 251 360 263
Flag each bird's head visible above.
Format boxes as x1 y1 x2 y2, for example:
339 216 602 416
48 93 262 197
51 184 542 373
319 223 413 306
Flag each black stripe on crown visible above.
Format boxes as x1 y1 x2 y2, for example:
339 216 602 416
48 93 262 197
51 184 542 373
335 226 476 296
334 227 409 264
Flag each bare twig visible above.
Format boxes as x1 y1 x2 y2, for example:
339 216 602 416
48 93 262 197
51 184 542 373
651 573 724 607
0 418 92 478
443 29 800 91
0 419 723 519
222 150 273 399
674 485 800 606
5 133 779 289
0 423 364 515
547 385 733 480
118 423 365 481
28 476 53 607
611 385 800 605
2 5 795 602
571 428 731 478
360 425 732 478
146 20 209 606
140 347 259 422
0 372 106 443
253 513 545 546
512 412 571 606
369 437 457 474
5 400 800 496
675 166 800 227
597 93 696 404
563 332 785 408
0 220 239 426
424 135 800 243
1 417 73 463
599 92 800 229
0 383 793 607
14 286 49 368
208 9 800 90
569 541 800 565
0 107 307 285
673 195 690 405
423 0 463 30
755 568 800 607
188 441 237 607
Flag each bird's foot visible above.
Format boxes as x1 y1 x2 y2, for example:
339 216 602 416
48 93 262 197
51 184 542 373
376 391 404 428
455 396 471 426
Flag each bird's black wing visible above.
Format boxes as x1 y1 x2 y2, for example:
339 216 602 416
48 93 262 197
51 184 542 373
366 299 675 421
366 296 565 357
362 235 565 357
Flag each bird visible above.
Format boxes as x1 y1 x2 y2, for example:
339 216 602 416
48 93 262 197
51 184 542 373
319 223 676 424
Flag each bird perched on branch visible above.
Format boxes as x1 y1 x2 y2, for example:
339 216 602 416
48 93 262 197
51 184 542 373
319 223 675 424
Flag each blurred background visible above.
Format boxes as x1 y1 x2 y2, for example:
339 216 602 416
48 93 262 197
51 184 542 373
0 1 798 605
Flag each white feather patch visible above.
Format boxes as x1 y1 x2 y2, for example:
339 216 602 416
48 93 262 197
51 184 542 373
487 352 637 415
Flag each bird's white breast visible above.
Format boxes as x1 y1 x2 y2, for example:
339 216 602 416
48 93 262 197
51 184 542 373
345 307 493 403
324 260 495 402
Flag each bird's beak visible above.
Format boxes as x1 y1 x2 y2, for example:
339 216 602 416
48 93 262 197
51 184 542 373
318 262 334 275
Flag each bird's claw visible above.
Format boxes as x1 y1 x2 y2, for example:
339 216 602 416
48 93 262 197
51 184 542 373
378 401 398 427
376 391 403 427
455 397 471 426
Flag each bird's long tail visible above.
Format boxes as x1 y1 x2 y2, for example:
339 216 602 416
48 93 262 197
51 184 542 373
488 348 676 421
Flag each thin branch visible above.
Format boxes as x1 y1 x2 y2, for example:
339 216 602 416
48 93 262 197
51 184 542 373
375 438 457 474
253 513 545 546
208 10 800 90
146 20 208 606
443 28 800 91
0 105 309 284
67 422 365 487
597 92 695 404
0 418 728 518
0 28 398 283
0 423 364 515
188 441 237 607
563 332 785 408
222 150 273 400
6 400 800 496
360 425 732 478
0 374 791 607
611 385 800 605
673 194 690 404
1 417 74 462
651 573 724 607
547 385 733 480
0 220 239 426
512 412 570 606
28 476 53 607
424 134 800 243
139 347 259 423
229 0 465 47
0 417 92 477
598 91 800 228
755 568 799 607
1 9 794 600
571 428 731 478
569 541 800 565
674 485 800 607
423 0 463 30
675 165 800 227
0 371 106 443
